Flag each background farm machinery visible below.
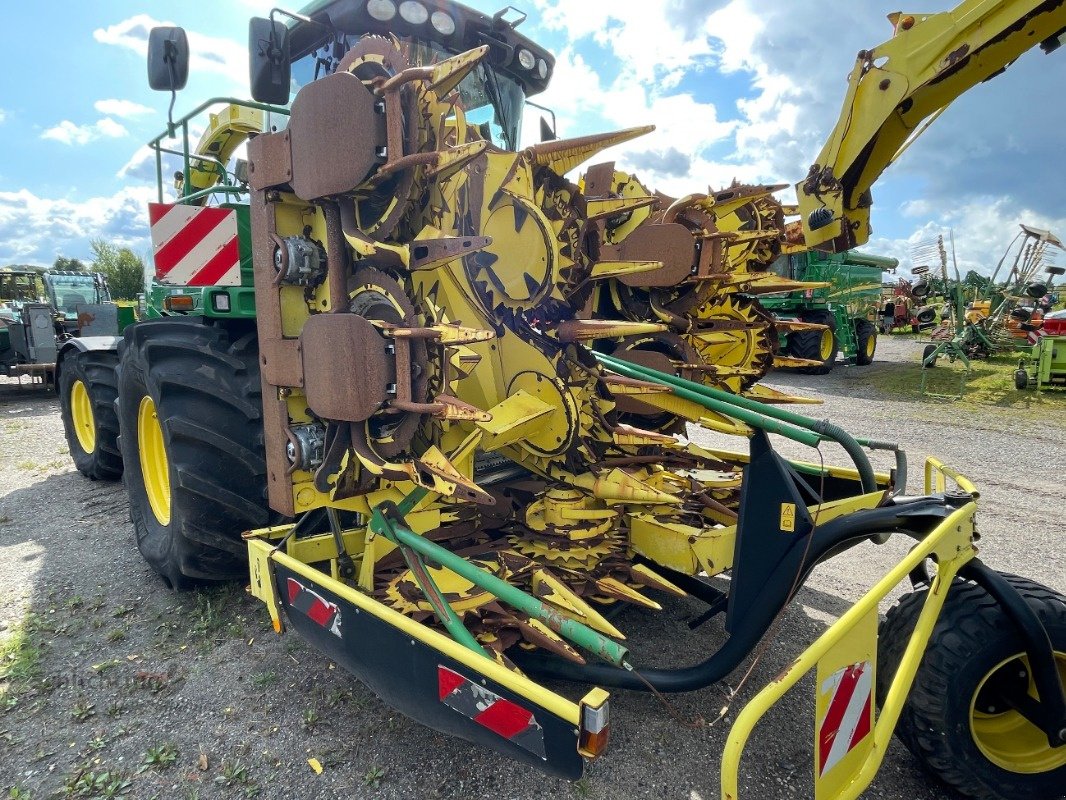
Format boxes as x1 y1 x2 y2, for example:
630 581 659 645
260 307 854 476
760 248 898 374
51 1 1066 798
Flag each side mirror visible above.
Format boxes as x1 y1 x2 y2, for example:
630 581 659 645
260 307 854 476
147 27 189 91
249 17 291 105
539 116 557 142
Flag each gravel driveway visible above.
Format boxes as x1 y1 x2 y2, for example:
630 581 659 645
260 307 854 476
1 335 1063 800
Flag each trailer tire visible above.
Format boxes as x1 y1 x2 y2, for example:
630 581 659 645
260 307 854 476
877 574 1066 800
1015 369 1030 390
922 343 938 367
59 349 123 481
117 318 269 590
854 319 876 366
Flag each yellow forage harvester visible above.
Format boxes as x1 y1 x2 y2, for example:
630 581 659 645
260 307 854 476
56 2 1066 797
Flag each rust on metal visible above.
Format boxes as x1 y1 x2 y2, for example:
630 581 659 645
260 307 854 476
246 129 292 191
288 72 382 201
301 313 390 422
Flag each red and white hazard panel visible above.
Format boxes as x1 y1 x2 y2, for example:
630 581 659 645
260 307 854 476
148 202 242 287
438 665 546 759
286 578 342 638
816 660 873 777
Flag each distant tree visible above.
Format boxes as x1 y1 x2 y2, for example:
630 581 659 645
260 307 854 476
53 255 87 272
963 269 992 292
90 239 146 300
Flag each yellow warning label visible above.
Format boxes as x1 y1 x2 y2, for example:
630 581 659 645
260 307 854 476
780 502 796 532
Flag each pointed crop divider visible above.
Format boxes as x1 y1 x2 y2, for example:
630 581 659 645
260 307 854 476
407 231 493 271
584 195 659 222
555 319 668 343
530 570 627 640
525 125 655 175
594 576 662 610
369 500 632 668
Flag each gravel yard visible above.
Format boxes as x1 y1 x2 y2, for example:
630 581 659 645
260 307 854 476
1 335 1063 800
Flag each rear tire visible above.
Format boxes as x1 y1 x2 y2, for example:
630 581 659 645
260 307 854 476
922 343 938 367
117 318 269 589
790 310 837 375
59 349 123 481
854 319 876 366
1015 369 1030 390
878 574 1066 800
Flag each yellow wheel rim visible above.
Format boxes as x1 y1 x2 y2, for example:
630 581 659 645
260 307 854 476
969 652 1066 774
137 395 171 527
70 380 96 454
819 328 834 361
865 332 876 358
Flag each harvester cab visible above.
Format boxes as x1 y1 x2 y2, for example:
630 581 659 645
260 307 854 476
54 1 1066 797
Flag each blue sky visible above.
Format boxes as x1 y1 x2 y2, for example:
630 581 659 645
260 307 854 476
1 0 1063 278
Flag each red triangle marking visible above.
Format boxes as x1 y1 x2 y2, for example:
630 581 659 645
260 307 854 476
437 666 467 701
474 698 533 740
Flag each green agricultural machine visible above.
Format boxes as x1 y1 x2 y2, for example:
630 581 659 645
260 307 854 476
53 2 1066 798
763 250 897 374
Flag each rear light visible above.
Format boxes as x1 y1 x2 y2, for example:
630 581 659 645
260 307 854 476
163 294 194 312
211 292 231 313
578 688 610 758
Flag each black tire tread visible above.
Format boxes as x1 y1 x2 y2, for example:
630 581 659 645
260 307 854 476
790 310 837 375
117 318 269 588
878 574 1066 800
59 348 123 481
854 319 876 366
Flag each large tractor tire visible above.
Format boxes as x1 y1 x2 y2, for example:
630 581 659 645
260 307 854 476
58 349 123 481
877 574 1066 800
789 310 838 375
116 318 269 589
854 319 877 366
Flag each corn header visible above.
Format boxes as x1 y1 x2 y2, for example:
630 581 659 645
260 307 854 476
56 2 1066 798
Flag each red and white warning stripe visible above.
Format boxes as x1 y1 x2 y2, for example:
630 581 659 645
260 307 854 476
438 665 546 759
817 661 873 776
286 577 342 637
148 202 241 287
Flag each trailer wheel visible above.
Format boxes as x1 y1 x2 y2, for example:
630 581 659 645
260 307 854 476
854 319 877 366
117 318 269 589
878 574 1066 800
1015 369 1031 391
922 343 938 367
59 349 123 481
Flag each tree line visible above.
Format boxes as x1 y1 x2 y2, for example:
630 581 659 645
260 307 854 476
51 241 146 301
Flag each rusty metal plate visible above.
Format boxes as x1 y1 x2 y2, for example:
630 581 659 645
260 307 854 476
247 130 292 191
612 223 695 287
288 72 382 201
301 313 390 421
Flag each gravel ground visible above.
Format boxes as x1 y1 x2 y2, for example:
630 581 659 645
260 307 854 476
1 335 1063 800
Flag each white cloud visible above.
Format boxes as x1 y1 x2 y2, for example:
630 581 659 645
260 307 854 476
0 108 6 124
93 15 247 81
94 99 154 119
40 118 129 146
0 186 159 264
865 197 1066 279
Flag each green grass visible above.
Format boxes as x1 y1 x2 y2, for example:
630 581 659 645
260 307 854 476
0 617 42 695
865 348 1066 414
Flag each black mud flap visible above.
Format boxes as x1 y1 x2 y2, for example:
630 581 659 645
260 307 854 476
274 563 585 779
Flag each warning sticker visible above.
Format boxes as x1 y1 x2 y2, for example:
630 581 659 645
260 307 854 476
780 502 796 532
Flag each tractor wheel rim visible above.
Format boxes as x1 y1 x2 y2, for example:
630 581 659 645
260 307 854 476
969 651 1066 774
865 332 876 358
819 329 834 361
70 380 96 454
137 395 171 527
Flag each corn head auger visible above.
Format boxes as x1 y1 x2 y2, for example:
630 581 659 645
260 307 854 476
54 1 1066 798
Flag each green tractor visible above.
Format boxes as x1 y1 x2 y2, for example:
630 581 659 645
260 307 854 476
763 250 897 374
